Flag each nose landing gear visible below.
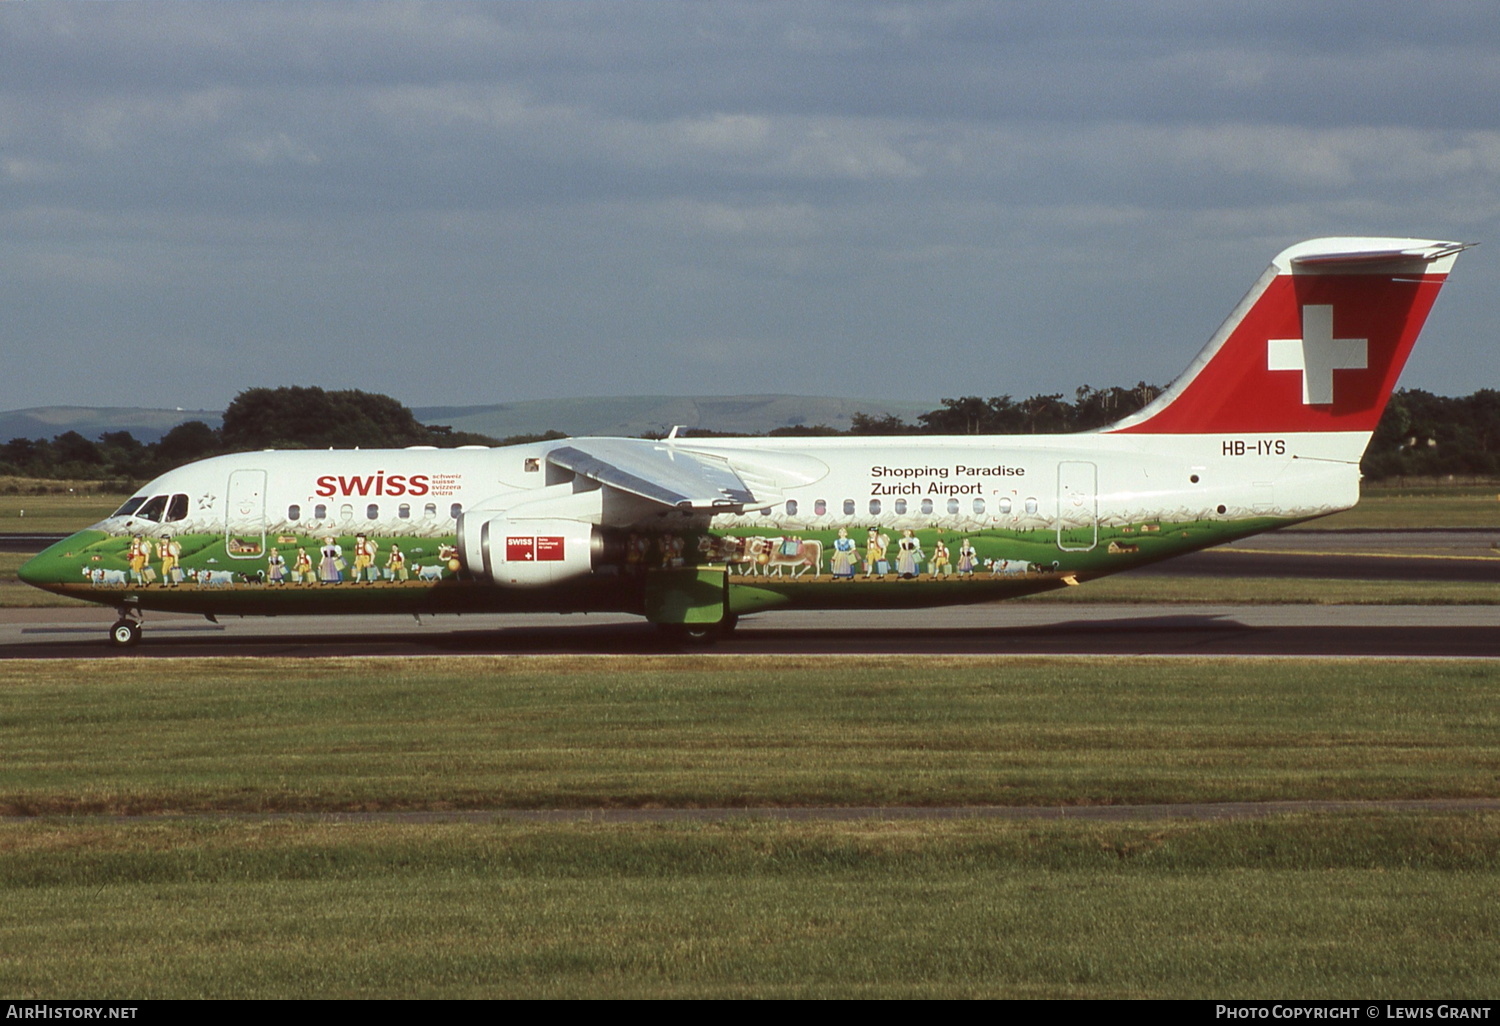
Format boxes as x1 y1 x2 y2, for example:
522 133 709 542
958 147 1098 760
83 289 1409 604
109 619 142 647
110 606 143 647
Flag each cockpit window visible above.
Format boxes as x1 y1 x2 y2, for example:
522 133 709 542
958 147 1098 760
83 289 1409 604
166 494 189 522
135 495 168 522
113 497 147 518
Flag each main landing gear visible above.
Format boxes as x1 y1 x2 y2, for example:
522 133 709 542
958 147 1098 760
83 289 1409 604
657 614 739 645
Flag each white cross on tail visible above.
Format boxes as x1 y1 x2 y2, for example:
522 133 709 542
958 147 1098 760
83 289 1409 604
1267 305 1368 405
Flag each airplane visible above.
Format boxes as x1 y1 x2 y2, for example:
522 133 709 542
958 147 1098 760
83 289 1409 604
18 236 1473 646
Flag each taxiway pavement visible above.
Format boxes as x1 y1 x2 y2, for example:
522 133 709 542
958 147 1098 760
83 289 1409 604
3 603 1498 658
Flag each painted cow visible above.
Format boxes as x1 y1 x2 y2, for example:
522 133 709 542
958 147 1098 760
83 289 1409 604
736 536 824 578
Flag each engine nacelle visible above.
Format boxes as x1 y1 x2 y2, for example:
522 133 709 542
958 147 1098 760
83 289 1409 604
458 514 608 586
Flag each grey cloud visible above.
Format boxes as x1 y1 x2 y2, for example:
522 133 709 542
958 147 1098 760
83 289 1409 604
1 1 1496 412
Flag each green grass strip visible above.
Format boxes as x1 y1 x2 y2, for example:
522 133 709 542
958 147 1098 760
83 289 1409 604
4 657 1498 813
1 816 1496 998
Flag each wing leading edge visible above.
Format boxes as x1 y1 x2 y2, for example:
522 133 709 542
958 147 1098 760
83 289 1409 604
547 440 754 510
546 438 829 513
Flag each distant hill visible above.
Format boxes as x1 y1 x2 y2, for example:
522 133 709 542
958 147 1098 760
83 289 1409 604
0 395 935 444
0 406 223 444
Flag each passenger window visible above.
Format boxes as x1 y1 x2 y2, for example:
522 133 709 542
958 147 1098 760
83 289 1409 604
314 504 327 519
450 503 463 519
366 504 379 520
814 499 826 516
136 495 168 522
1025 497 1038 515
869 499 881 515
398 504 411 519
947 498 960 515
786 500 798 516
340 504 353 521
894 498 907 515
288 504 302 521
424 503 437 518
843 499 855 516
921 498 933 515
167 494 189 522
973 497 986 515
998 498 1012 515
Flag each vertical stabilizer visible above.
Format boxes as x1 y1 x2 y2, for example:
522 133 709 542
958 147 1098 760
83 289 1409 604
1107 238 1471 436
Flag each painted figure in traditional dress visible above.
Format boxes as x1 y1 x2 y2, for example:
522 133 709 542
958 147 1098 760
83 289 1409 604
294 547 314 585
865 529 890 578
956 538 978 576
157 534 182 586
830 527 858 579
896 529 923 579
386 544 408 582
353 533 378 583
128 534 152 586
266 547 286 585
930 538 951 577
319 537 343 584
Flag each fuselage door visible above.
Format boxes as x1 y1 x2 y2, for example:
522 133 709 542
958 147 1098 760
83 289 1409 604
1056 461 1098 552
226 469 267 559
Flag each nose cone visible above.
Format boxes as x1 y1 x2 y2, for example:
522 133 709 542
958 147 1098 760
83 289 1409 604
16 551 45 586
16 531 107 592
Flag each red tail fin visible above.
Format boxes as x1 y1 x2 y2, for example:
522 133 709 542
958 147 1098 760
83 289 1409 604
1108 237 1471 435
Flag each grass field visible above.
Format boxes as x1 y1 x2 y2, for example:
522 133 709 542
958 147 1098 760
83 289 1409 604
1 656 1497 998
0 489 125 534
2 815 1496 999
1297 483 1500 531
4 657 1498 814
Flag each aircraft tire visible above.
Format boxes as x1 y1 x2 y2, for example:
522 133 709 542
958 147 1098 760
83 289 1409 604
657 622 723 645
109 620 142 647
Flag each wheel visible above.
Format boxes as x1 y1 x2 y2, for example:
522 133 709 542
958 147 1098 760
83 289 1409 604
656 621 724 645
109 620 141 647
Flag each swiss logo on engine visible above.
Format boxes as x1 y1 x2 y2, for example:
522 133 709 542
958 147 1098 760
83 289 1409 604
506 536 565 562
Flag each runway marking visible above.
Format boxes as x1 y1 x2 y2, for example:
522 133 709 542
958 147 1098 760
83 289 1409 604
21 624 224 635
1225 547 1500 562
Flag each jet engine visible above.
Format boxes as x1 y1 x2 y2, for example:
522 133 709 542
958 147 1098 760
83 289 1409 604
458 514 611 586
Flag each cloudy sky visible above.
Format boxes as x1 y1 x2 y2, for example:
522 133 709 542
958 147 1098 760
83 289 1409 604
3 1 1497 415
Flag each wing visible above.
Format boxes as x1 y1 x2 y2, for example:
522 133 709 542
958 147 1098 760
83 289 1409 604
546 438 828 512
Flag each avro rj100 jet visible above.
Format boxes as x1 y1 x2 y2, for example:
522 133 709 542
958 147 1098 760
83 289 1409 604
18 237 1472 645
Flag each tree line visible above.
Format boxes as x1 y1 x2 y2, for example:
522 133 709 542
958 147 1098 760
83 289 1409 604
0 387 500 488
3 383 1497 489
